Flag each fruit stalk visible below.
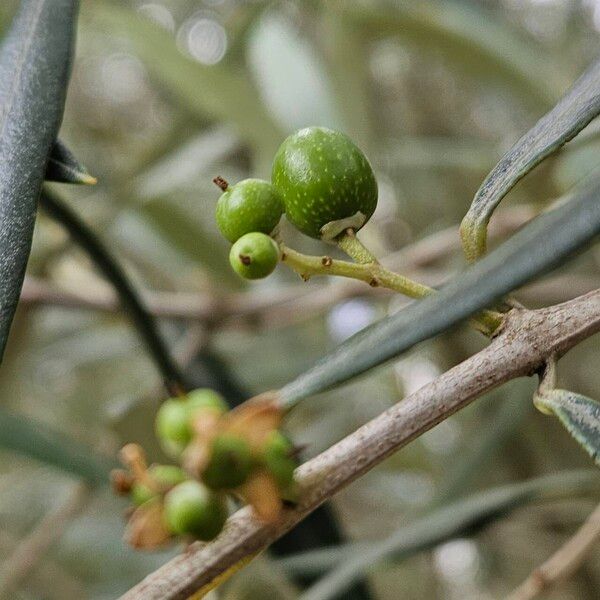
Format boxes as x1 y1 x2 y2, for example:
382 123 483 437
279 243 502 335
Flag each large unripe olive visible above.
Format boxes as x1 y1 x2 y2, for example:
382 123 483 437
216 179 284 243
163 481 228 541
271 127 378 239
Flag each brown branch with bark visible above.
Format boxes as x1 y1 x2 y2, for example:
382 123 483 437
120 290 600 600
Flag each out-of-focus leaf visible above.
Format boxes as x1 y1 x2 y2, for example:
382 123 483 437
317 6 373 150
535 389 600 466
139 197 239 287
332 0 565 106
293 469 600 600
247 10 341 133
0 0 79 362
90 3 282 169
461 57 600 261
280 173 600 407
45 139 97 185
377 137 498 173
0 408 114 484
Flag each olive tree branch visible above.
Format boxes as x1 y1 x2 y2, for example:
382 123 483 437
120 290 600 600
506 501 600 600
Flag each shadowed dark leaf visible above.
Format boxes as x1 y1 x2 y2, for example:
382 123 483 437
45 138 97 185
0 0 79 361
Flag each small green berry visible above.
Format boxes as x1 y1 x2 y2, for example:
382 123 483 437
202 434 254 490
131 482 155 506
163 481 228 541
131 465 187 506
216 178 284 243
261 431 296 491
272 126 378 239
229 232 279 280
187 388 228 416
155 399 192 458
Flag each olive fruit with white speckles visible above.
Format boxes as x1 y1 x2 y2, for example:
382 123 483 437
272 127 378 239
216 178 284 243
229 232 279 280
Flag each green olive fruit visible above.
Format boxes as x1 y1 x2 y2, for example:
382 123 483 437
163 480 228 541
187 388 228 416
229 232 279 280
261 431 296 491
202 434 254 490
272 126 378 239
131 465 187 506
216 178 284 243
155 399 192 458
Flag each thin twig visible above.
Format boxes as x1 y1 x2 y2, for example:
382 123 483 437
0 482 90 599
506 501 600 600
39 189 188 395
120 290 600 600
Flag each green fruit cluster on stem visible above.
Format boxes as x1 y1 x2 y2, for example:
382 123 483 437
163 480 228 541
216 178 283 243
229 232 280 280
272 126 378 239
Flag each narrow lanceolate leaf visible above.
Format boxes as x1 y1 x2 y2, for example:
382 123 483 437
280 174 600 407
0 0 79 361
296 470 600 600
0 408 114 484
45 139 97 185
535 389 600 466
461 57 600 261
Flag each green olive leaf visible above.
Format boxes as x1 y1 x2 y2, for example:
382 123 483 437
292 469 600 600
535 389 600 466
0 0 79 362
280 174 600 407
89 3 282 169
331 0 565 107
45 139 97 185
0 407 114 484
461 57 600 261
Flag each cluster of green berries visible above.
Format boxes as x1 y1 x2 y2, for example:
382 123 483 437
155 389 295 494
114 388 297 548
215 126 378 279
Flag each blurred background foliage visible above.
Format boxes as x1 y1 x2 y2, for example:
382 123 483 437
1 0 600 598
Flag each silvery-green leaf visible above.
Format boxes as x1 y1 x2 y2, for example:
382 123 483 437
535 389 600 466
461 57 600 261
0 407 114 484
0 0 79 361
331 0 564 106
